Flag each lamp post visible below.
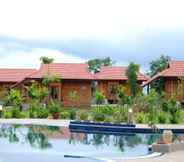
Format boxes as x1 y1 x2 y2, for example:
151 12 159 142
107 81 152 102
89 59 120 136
128 108 133 124
0 105 3 118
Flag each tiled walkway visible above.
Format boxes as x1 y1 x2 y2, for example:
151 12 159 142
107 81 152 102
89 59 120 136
0 119 70 127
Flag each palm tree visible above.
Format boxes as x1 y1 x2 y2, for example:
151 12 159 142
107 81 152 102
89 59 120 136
40 56 54 64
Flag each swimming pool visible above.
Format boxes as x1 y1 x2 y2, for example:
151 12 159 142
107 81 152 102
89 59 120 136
0 124 176 162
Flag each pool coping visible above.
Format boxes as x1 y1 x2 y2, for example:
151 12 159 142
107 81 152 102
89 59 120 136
0 119 183 129
0 119 70 127
69 121 184 134
97 152 163 162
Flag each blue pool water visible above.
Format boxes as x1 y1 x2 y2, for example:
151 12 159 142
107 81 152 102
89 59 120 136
0 124 178 162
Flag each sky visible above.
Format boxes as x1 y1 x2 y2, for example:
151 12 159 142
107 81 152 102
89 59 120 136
1 0 184 72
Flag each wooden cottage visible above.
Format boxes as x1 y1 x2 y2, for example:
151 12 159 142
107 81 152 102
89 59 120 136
0 63 147 107
0 69 36 98
95 66 147 103
143 60 184 102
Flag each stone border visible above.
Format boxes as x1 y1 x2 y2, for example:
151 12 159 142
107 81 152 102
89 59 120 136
0 119 70 127
152 142 184 153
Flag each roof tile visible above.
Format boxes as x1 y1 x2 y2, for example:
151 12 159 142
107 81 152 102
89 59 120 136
0 69 37 82
143 60 184 86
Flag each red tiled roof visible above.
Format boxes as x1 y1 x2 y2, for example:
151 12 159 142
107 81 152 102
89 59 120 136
94 66 147 81
0 63 148 83
0 69 37 82
28 63 94 80
143 60 184 86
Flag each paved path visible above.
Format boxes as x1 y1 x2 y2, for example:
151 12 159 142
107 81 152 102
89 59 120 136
0 119 184 129
136 124 184 129
0 119 70 127
115 151 184 162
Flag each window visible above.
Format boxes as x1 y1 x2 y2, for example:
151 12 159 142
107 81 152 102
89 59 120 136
108 82 118 96
50 86 59 100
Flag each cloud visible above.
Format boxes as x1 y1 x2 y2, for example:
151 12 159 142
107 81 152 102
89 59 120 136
0 0 184 40
1 0 184 72
0 47 85 69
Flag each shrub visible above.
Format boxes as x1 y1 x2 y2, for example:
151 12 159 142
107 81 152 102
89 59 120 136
28 102 39 118
7 89 22 107
104 116 113 122
11 107 21 118
92 106 106 122
77 110 88 121
48 101 61 114
161 101 169 112
113 106 128 123
19 111 28 118
135 112 147 123
95 91 105 104
93 113 106 122
170 110 181 124
116 86 131 105
36 108 49 118
60 111 70 119
157 111 168 124
67 109 76 119
92 105 115 116
3 110 12 118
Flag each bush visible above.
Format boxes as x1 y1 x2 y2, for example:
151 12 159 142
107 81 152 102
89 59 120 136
157 111 168 124
77 110 88 121
19 111 28 118
135 112 148 123
67 109 76 119
36 108 49 118
7 89 22 107
161 101 169 112
113 106 128 123
11 107 21 118
91 107 106 122
2 110 12 118
60 111 70 119
170 110 181 124
104 116 114 122
48 101 61 114
93 113 106 122
95 91 105 104
28 102 39 118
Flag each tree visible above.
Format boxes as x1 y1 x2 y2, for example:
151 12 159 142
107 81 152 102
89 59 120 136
42 74 60 86
7 89 22 107
148 55 171 77
26 82 49 102
126 62 139 97
148 55 171 93
40 56 54 64
87 57 113 73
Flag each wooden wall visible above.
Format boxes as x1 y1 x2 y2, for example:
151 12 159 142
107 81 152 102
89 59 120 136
164 77 184 102
97 80 129 102
61 80 92 107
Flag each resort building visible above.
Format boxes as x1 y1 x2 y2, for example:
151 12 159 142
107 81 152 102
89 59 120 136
94 66 147 103
0 63 147 107
143 60 184 102
0 68 37 91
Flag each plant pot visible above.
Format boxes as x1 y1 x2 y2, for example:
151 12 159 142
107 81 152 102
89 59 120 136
52 113 59 119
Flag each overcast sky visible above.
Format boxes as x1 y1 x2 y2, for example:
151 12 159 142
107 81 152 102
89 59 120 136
0 0 184 72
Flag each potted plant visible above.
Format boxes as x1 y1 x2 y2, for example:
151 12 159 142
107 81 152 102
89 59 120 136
48 100 61 119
